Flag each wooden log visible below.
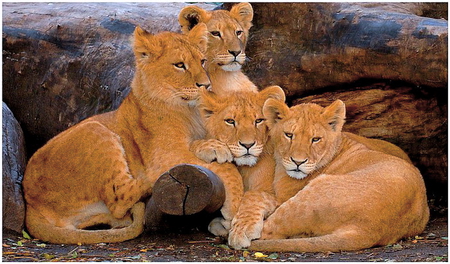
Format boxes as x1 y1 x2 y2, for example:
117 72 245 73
151 164 225 216
243 3 447 95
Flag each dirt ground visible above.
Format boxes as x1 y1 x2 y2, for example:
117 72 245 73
2 211 447 262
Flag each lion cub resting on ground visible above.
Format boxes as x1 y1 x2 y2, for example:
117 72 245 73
231 99 429 252
191 85 285 236
22 24 245 244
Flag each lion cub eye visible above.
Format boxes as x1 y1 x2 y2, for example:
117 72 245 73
201 59 207 68
255 118 265 125
312 137 322 143
284 132 294 139
210 31 221 38
173 62 186 70
224 119 236 126
236 30 243 37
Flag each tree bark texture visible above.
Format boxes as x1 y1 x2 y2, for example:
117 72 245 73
244 3 447 95
2 102 26 234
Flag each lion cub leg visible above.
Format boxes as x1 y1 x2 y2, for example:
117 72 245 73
73 202 133 230
203 162 244 235
87 122 152 220
228 190 278 249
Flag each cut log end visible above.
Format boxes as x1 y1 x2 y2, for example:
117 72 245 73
151 164 225 216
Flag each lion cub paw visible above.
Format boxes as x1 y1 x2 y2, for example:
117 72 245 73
228 218 263 250
193 139 233 164
208 217 231 237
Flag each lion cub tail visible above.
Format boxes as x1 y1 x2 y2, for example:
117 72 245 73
249 230 374 253
25 202 145 244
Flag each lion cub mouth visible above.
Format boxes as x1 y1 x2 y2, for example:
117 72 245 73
286 169 308 180
234 154 258 167
219 61 242 72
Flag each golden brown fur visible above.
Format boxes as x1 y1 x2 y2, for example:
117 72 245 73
191 86 285 238
22 25 245 244
179 3 257 96
235 99 430 252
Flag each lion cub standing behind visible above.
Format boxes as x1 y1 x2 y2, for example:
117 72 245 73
179 3 257 96
240 99 430 252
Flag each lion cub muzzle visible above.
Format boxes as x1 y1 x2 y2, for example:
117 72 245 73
229 141 263 167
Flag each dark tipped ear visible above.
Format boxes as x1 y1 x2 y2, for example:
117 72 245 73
133 26 161 61
179 6 211 34
230 2 253 31
322 100 346 132
263 98 290 129
198 88 220 119
188 23 208 53
259 85 286 103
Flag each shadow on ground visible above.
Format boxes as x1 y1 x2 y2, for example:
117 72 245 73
2 211 447 262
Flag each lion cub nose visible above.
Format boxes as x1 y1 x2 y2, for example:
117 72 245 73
239 141 255 150
196 82 211 90
291 157 308 166
228 50 241 57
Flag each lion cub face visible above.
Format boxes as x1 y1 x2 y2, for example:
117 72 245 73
132 25 210 104
179 3 253 72
199 86 285 166
264 100 346 179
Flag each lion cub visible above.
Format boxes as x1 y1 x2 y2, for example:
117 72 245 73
179 3 257 96
191 86 285 236
231 99 430 252
22 24 244 244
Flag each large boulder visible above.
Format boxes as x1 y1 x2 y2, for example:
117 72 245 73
2 102 27 234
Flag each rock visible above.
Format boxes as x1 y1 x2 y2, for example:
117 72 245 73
2 102 26 234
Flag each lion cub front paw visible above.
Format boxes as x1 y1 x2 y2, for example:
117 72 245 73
208 217 231 237
193 139 233 164
228 218 263 249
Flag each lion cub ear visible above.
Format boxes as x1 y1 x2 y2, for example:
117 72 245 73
133 26 161 61
259 85 286 103
230 3 254 31
263 98 290 129
179 5 212 34
322 100 346 132
188 23 208 53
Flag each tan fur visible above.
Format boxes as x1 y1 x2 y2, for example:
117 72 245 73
179 3 257 96
191 86 285 242
242 99 430 252
23 25 244 244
